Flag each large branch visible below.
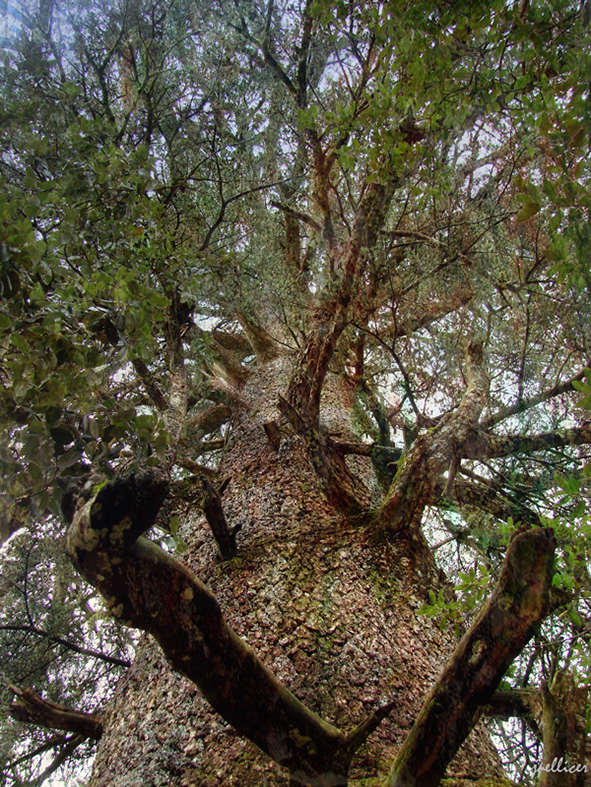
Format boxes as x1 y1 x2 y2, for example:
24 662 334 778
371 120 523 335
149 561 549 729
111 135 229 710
465 425 591 461
287 174 401 426
378 341 489 532
64 471 350 784
386 526 556 787
9 685 103 740
482 689 540 732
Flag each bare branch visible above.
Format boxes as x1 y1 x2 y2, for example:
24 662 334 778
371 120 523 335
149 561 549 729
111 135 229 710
9 685 103 740
0 624 130 668
481 370 587 430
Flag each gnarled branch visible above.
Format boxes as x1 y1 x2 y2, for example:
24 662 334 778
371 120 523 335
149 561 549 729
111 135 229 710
65 471 350 784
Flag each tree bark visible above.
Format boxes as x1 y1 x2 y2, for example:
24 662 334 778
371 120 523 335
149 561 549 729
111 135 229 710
73 358 512 786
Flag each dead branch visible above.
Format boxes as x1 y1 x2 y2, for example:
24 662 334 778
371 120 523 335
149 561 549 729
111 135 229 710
201 477 241 559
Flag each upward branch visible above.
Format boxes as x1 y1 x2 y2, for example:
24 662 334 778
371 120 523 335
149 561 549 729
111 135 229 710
287 172 402 428
378 341 489 532
387 527 557 787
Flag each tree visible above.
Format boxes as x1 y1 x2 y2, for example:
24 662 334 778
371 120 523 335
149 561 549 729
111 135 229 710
1 0 591 785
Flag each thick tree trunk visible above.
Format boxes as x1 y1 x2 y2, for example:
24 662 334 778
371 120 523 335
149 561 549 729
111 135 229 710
84 357 506 786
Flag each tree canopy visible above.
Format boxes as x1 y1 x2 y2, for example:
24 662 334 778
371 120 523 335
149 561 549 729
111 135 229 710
1 0 591 785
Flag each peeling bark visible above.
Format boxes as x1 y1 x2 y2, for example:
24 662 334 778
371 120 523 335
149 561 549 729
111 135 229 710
387 527 556 787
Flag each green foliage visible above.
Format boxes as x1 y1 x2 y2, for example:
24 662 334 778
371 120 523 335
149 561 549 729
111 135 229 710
418 564 493 636
1 0 591 783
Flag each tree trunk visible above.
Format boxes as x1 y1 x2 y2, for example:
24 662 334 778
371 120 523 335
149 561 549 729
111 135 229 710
85 356 506 786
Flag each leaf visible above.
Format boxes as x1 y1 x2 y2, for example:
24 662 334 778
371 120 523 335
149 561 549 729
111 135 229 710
57 446 81 469
515 200 541 223
577 394 591 410
11 334 30 353
169 515 180 535
50 425 75 447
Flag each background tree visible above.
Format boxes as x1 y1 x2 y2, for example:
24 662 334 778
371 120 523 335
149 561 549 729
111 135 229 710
1 0 591 785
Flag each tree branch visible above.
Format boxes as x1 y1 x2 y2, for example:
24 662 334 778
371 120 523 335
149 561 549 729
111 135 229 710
131 358 168 412
465 425 591 461
380 228 474 267
386 527 556 787
9 685 103 740
481 689 541 738
0 624 130 668
344 699 397 756
481 370 587 430
64 471 352 783
378 341 489 532
271 200 322 235
201 477 241 559
287 173 401 427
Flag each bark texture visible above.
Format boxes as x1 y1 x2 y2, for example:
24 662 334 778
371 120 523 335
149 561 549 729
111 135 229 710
80 358 508 786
